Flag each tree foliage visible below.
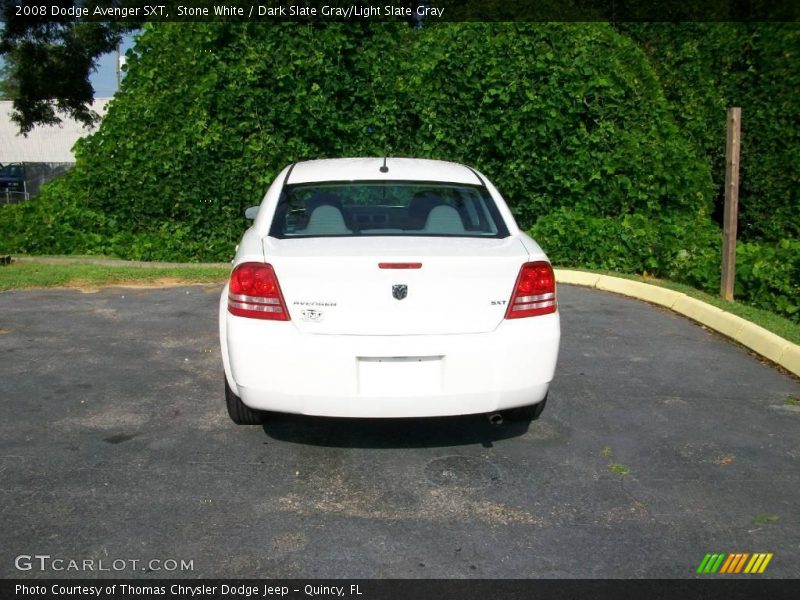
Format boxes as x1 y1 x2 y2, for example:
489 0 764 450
0 1 135 132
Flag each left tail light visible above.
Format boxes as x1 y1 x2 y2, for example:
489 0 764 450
227 262 290 320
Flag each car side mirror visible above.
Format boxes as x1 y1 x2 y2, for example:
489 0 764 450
244 206 259 220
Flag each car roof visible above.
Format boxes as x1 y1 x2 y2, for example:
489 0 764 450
286 158 483 186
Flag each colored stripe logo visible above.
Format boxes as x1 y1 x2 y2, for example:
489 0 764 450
697 553 773 574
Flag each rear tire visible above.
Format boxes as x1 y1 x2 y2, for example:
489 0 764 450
225 377 265 425
503 395 547 422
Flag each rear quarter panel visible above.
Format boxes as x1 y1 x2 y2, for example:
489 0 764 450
517 232 549 262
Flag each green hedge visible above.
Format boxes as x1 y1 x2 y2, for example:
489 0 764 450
618 23 800 243
735 240 800 320
531 212 799 321
1 23 711 253
529 208 720 289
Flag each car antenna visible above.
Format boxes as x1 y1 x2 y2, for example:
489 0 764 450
380 155 389 173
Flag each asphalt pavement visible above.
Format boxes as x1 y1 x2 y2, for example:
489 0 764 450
0 284 798 578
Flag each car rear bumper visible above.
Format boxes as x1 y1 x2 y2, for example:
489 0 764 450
221 295 560 418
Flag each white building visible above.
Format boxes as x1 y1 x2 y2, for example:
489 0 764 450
0 98 109 162
0 98 109 201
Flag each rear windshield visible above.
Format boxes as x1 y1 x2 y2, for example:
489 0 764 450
269 181 509 238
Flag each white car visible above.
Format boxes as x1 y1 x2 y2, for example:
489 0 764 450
219 158 560 424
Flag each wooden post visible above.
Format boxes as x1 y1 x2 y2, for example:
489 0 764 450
115 43 121 93
721 107 741 301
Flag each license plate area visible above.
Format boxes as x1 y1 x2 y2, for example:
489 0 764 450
357 356 444 397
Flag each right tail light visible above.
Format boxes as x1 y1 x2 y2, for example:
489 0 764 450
505 261 557 318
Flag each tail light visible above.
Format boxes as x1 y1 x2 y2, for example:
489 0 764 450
505 261 557 318
227 262 290 320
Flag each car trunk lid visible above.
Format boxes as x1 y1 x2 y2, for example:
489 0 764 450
263 236 530 335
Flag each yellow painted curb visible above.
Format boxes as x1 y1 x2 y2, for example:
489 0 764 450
673 295 745 341
780 345 800 377
553 270 601 288
595 275 682 309
554 269 800 378
735 322 791 364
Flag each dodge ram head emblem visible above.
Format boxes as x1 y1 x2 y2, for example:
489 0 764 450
392 284 408 300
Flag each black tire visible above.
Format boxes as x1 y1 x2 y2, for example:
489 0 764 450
225 377 265 425
503 395 547 422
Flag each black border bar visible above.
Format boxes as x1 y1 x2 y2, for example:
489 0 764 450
2 0 800 23
5 579 800 600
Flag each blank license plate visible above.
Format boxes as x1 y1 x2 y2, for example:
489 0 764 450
357 356 443 396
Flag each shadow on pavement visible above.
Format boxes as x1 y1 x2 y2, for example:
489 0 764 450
261 412 531 448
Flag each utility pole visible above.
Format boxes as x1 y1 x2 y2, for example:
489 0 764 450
115 42 121 93
720 107 741 301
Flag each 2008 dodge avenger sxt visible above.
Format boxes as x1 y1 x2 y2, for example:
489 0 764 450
219 158 560 424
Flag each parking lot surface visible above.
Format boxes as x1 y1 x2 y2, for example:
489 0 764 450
1 284 798 578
